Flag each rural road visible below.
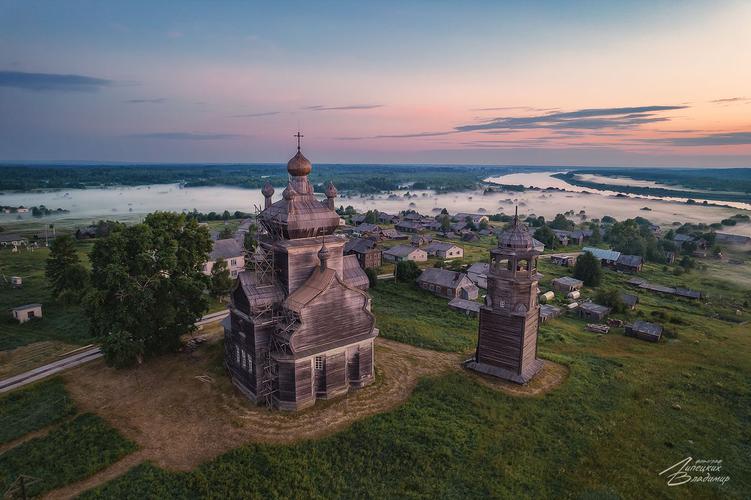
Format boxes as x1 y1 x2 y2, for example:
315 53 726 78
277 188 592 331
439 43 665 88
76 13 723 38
0 309 230 394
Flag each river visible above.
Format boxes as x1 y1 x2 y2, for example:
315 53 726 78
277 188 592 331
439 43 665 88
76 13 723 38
1 172 750 236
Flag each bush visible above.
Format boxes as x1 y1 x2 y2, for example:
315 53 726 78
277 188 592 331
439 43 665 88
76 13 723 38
365 268 378 288
594 288 626 313
395 260 421 282
573 252 602 287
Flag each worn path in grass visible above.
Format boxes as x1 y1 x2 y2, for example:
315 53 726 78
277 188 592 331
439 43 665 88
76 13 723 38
48 337 566 499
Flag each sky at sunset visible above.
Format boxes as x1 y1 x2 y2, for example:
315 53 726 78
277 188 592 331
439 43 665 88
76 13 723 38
1 0 750 166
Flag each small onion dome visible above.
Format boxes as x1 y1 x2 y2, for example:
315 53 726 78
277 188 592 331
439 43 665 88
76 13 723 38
262 180 275 197
282 183 297 201
325 181 337 198
287 150 312 176
318 242 330 267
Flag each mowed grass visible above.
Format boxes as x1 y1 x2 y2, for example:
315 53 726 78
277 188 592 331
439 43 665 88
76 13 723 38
0 378 76 445
370 280 477 352
82 323 750 499
0 242 94 351
0 412 137 497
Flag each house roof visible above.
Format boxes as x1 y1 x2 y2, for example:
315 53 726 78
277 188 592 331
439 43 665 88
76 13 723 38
540 304 562 318
620 293 639 307
417 267 471 288
344 237 377 254
210 238 244 261
673 233 694 242
630 320 663 336
616 254 643 267
12 303 41 311
425 241 461 253
553 276 584 287
395 221 423 230
384 244 422 258
380 228 403 239
448 297 481 313
357 223 381 233
0 233 26 243
467 262 490 276
579 302 611 315
342 254 370 289
674 287 702 299
582 246 621 261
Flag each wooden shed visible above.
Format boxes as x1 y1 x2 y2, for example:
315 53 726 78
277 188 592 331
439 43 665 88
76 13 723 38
625 320 663 342
417 268 479 300
577 302 611 321
552 276 584 293
448 297 481 317
12 303 42 323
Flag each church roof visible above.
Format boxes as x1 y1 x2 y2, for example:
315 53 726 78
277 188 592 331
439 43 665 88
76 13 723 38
285 267 337 314
287 150 312 176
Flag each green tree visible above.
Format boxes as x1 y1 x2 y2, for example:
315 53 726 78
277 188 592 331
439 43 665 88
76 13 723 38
210 258 234 297
365 268 378 288
588 225 602 244
396 260 421 282
46 235 88 300
222 210 231 220
365 210 379 224
533 225 557 249
479 219 490 230
218 226 234 239
440 214 451 232
243 229 257 251
574 251 602 287
550 214 575 231
594 288 625 313
85 212 212 368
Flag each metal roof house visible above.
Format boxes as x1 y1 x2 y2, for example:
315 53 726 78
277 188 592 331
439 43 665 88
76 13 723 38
616 254 644 272
582 246 621 265
417 268 479 300
224 140 376 411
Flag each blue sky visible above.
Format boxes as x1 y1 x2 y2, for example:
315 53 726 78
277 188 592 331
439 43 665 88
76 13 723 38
1 0 750 165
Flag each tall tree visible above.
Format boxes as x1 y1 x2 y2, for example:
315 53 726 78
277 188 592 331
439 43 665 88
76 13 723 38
533 225 557 249
210 258 234 297
574 251 602 287
550 214 575 231
46 235 88 299
85 212 212 367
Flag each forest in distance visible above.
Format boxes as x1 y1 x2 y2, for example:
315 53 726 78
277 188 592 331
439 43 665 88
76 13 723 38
1 164 750 200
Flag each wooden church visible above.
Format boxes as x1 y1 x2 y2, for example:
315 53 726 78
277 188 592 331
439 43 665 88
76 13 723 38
465 210 545 383
224 135 377 410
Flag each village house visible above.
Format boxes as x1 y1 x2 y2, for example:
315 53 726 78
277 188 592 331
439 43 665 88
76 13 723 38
466 262 490 289
383 244 427 262
380 228 407 240
620 292 639 310
552 230 570 246
411 234 432 247
417 268 479 300
454 213 489 225
552 276 584 293
424 241 464 259
395 221 423 233
671 233 695 248
204 238 245 278
551 254 576 267
344 238 382 270
578 302 611 321
616 254 644 272
625 320 663 342
355 223 382 237
377 213 397 224
715 232 751 246
540 304 562 322
582 246 621 266
12 303 42 323
448 297 481 317
224 141 375 411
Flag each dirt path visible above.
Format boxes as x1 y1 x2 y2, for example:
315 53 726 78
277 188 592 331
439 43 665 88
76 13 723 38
46 338 565 498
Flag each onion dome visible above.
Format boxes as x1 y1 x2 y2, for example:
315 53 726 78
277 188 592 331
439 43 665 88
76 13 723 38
318 241 330 268
325 181 337 198
287 151 312 176
262 180 275 197
282 183 297 201
498 208 534 249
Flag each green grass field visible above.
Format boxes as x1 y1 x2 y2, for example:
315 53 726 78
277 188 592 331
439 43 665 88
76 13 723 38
0 378 76 445
0 412 137 497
